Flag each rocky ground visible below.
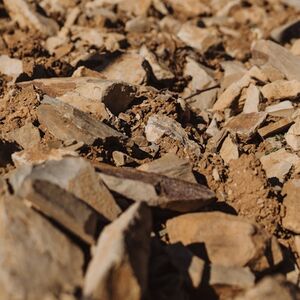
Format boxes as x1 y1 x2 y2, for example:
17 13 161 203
1 0 300 299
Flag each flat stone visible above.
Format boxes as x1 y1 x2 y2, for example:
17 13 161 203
282 179 300 233
166 0 210 18
137 153 196 183
0 55 23 77
100 52 147 85
265 101 294 118
209 265 255 289
177 23 219 54
285 119 300 151
260 149 300 182
84 202 152 300
235 276 299 300
0 195 83 299
145 114 201 158
220 60 247 90
243 84 260 113
11 146 78 167
213 74 251 111
37 96 124 145
18 179 102 244
261 80 300 101
6 123 40 149
10 157 121 221
220 135 239 164
3 0 59 37
225 112 266 140
166 212 280 271
95 162 215 213
140 45 174 82
258 118 293 139
252 40 300 81
183 57 218 110
21 77 137 116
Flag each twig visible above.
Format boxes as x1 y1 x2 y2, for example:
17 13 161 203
184 84 220 101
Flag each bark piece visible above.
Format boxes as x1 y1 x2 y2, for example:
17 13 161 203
166 212 281 271
10 157 121 221
0 55 23 77
260 149 300 182
252 40 300 81
258 118 293 138
3 0 59 36
220 135 239 164
37 96 124 145
95 163 215 212
137 153 196 183
22 77 136 116
84 202 152 300
0 195 83 299
19 179 102 244
261 80 300 101
145 114 201 158
282 179 300 233
225 112 266 140
177 23 219 54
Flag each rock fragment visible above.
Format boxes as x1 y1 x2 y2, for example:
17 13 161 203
282 179 300 234
137 153 196 183
84 202 152 300
37 97 124 145
177 23 219 54
225 113 266 140
0 55 23 77
0 195 83 299
285 119 300 151
258 118 293 139
10 157 121 221
145 114 201 158
243 84 260 113
220 135 239 164
166 0 210 17
166 212 281 271
252 40 300 81
3 0 59 36
260 149 300 182
22 77 137 116
265 101 294 117
270 19 300 44
96 163 215 212
261 80 300 101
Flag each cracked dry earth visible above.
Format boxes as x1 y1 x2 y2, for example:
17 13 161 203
2 0 300 299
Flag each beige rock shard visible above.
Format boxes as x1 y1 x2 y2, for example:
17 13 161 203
145 114 201 158
138 153 196 183
213 74 251 111
166 212 281 271
3 0 59 36
96 163 215 212
10 157 121 221
166 0 210 17
282 179 300 234
243 84 260 113
258 118 293 139
261 80 300 101
260 149 300 182
252 40 300 81
37 96 124 145
225 112 266 140
0 195 83 299
177 23 219 54
21 77 136 116
0 55 23 77
84 202 152 300
220 135 239 164
285 119 300 151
